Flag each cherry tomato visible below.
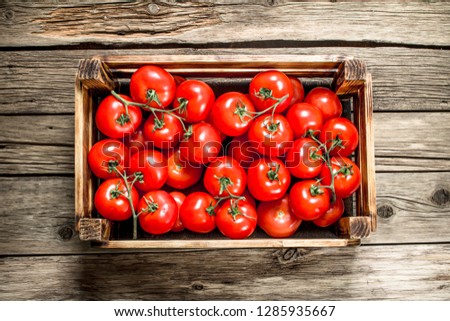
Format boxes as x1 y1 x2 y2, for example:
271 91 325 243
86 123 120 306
248 114 293 157
249 70 293 113
138 190 177 235
313 198 345 227
180 192 216 233
247 158 291 201
319 156 361 199
286 102 323 139
216 199 257 239
143 112 183 149
88 139 129 179
257 195 302 238
226 134 260 168
212 92 255 137
166 149 202 189
170 191 186 232
304 87 342 122
129 149 168 192
94 178 139 221
179 122 222 164
123 124 149 155
288 77 305 105
130 65 176 108
285 137 324 179
289 180 331 221
96 94 142 139
203 156 247 197
173 80 215 123
319 117 358 157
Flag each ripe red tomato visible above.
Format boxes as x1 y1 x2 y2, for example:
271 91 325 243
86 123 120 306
203 156 247 197
216 199 257 239
143 112 183 149
304 87 342 122
289 180 331 220
212 92 255 137
123 125 149 155
173 80 215 123
247 158 291 201
130 65 176 108
249 70 293 113
88 139 129 179
288 77 305 105
96 94 142 139
248 114 293 157
129 149 168 192
166 149 202 189
319 117 358 157
227 134 260 168
286 102 323 139
173 75 186 87
179 122 222 164
241 189 256 208
170 191 186 232
285 137 324 179
319 156 361 199
180 192 216 233
94 178 139 221
138 190 178 235
313 198 345 227
257 195 302 238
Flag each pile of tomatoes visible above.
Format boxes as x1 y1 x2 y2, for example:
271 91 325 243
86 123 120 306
88 65 361 240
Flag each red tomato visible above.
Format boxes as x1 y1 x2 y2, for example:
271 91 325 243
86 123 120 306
216 199 257 239
129 149 168 192
319 156 361 199
319 117 358 157
241 189 256 208
288 77 305 105
123 125 149 155
285 137 324 179
247 158 291 201
289 180 331 221
227 134 260 168
212 92 255 136
138 190 177 235
88 139 129 179
96 94 142 139
180 192 216 233
286 102 323 139
173 75 186 87
94 178 139 221
249 70 293 113
143 112 183 149
257 195 302 238
166 149 202 189
173 80 215 123
129 65 176 108
170 191 186 232
304 87 342 122
203 156 247 197
248 114 293 157
179 122 222 164
313 198 345 227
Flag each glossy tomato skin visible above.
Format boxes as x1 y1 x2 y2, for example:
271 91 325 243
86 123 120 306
304 87 342 122
173 75 186 87
289 180 331 221
313 198 345 227
248 114 293 157
88 139 129 179
249 70 293 113
173 80 215 123
130 65 176 108
179 122 222 164
94 178 139 221
123 125 149 155
285 137 324 179
180 192 216 233
226 134 260 168
138 190 178 235
319 118 358 157
319 156 361 199
96 94 142 139
288 77 305 106
143 112 183 149
257 195 302 238
212 92 255 137
129 149 168 192
166 149 202 189
170 191 186 232
247 158 291 202
286 102 323 139
241 189 256 208
203 156 247 197
216 199 257 239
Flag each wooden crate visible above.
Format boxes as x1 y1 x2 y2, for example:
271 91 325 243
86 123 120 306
75 55 376 249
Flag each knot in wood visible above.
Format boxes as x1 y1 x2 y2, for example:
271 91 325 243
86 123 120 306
431 188 450 206
377 205 394 219
3 9 14 21
147 3 160 15
267 0 278 6
192 283 204 291
57 225 74 241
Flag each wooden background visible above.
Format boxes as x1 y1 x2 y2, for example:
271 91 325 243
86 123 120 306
1 1 449 300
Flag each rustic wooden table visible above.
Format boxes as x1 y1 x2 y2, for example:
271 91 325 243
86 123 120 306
0 1 449 300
